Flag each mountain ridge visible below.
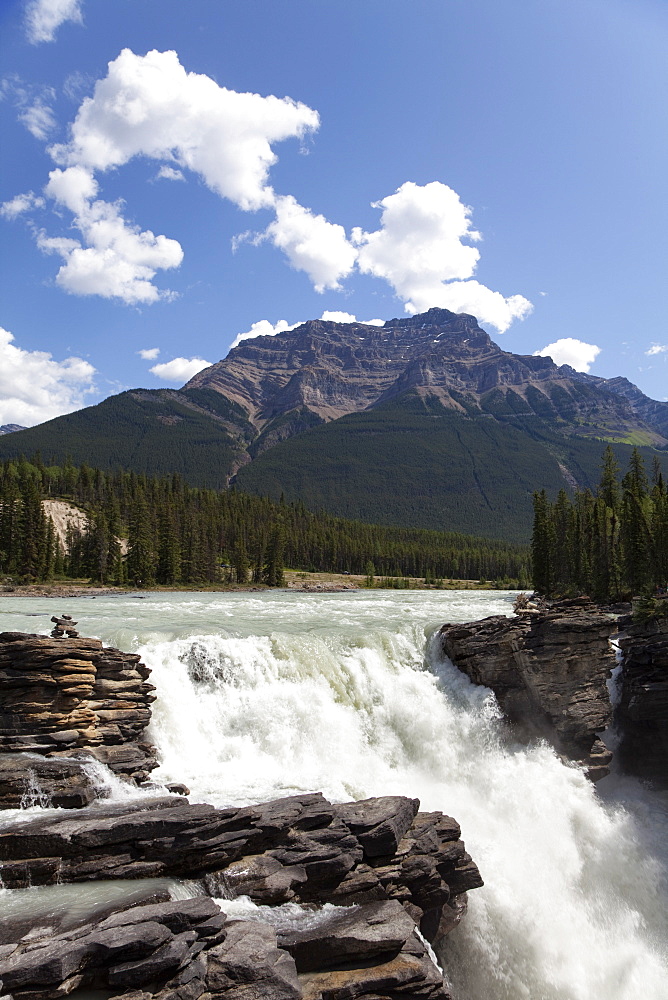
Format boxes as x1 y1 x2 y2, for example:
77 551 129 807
1 308 666 542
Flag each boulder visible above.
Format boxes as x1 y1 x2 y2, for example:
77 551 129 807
0 753 98 809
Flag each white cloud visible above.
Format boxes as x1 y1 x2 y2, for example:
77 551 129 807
229 319 299 350
39 166 183 304
265 195 356 291
49 48 319 212
1 191 45 218
149 356 211 383
26 48 319 304
19 96 57 139
138 347 160 360
534 338 601 372
228 311 385 350
25 0 84 44
352 181 532 333
0 326 96 426
646 343 668 356
156 166 185 182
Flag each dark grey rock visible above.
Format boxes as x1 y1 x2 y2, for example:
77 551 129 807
278 899 415 971
336 795 419 857
440 600 617 776
0 753 98 809
206 919 301 999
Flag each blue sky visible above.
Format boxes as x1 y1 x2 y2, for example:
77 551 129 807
1 0 666 426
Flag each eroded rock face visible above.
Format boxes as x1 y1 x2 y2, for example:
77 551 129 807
0 895 455 1000
0 631 158 794
440 599 618 779
0 794 480 999
0 793 482 920
616 617 668 785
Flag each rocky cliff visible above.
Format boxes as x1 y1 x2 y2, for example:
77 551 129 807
0 630 158 800
616 615 668 785
440 598 618 780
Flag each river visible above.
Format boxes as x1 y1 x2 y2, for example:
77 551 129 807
1 589 666 1000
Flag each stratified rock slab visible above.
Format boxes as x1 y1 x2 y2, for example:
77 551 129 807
0 631 158 788
0 793 482 924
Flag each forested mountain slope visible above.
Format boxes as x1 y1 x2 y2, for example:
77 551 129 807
1 308 666 542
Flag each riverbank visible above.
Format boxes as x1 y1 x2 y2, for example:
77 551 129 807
0 570 502 598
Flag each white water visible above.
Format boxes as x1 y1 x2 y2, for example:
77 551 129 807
1 590 667 1000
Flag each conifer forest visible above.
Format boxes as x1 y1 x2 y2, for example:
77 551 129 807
0 459 530 588
532 447 668 600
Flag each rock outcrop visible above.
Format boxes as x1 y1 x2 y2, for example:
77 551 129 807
0 793 482 919
0 894 453 1000
616 615 668 785
0 793 481 1000
440 598 618 779
0 631 158 789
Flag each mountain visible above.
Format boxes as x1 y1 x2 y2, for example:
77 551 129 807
0 424 26 435
1 308 666 543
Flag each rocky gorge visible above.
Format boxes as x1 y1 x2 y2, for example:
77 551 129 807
1 590 667 1000
0 625 482 1000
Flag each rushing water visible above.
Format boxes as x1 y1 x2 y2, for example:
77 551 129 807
1 589 667 1000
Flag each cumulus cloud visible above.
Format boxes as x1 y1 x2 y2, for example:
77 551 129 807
0 326 96 425
320 311 383 325
149 356 212 383
229 319 299 350
49 48 319 211
4 47 531 326
22 48 319 303
138 347 160 360
646 344 668 356
352 181 532 333
534 338 601 372
38 166 183 303
25 0 84 44
1 191 45 218
265 195 356 291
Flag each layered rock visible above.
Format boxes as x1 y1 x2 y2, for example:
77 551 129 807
616 616 668 785
0 631 158 789
0 793 481 999
0 793 482 921
0 894 453 1000
440 599 618 779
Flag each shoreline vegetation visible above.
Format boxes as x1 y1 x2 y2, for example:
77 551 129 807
0 570 505 598
0 457 530 591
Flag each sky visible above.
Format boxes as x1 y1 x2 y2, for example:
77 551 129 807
1 0 667 427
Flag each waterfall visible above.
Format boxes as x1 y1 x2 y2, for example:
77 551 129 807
1 589 666 999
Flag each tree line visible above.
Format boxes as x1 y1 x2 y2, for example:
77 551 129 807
0 458 530 588
532 446 668 599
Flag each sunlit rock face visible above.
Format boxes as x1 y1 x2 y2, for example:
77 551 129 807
186 308 666 441
0 631 158 799
440 597 618 780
